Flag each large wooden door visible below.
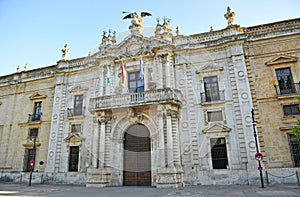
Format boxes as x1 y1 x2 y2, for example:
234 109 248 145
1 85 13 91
123 124 151 186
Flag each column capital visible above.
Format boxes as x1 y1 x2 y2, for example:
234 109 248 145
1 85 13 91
166 109 179 118
97 110 111 124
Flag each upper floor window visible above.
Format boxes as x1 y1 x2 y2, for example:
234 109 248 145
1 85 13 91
71 124 81 133
32 101 42 121
283 104 300 117
204 76 219 101
202 76 223 102
275 67 295 95
128 72 144 93
29 128 38 138
29 101 42 122
207 111 223 122
73 95 83 116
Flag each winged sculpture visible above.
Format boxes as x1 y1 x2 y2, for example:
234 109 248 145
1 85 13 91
122 11 152 29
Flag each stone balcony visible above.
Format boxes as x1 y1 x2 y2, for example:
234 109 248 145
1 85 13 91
89 88 182 111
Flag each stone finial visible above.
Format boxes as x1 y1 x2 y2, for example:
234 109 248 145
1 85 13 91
155 18 161 35
112 30 116 44
106 29 116 45
17 65 20 72
224 6 236 26
24 63 29 71
101 31 107 45
101 30 116 46
61 43 70 61
107 30 113 43
210 26 214 32
162 17 172 33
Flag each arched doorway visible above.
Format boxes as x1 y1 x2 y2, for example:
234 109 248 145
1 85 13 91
123 124 151 186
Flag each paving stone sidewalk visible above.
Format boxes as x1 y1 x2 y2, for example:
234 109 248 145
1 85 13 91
0 183 299 197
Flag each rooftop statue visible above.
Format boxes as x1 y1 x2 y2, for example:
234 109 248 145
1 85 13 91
61 43 70 61
224 6 236 26
122 11 151 29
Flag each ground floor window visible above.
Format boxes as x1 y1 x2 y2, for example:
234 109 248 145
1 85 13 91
23 148 36 172
288 133 300 167
210 137 228 169
69 146 79 171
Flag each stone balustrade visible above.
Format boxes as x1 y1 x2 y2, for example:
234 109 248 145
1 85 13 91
90 88 182 110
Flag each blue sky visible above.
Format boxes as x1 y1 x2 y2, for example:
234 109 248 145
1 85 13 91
0 0 299 76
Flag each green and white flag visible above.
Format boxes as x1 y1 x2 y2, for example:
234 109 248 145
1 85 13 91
107 65 111 86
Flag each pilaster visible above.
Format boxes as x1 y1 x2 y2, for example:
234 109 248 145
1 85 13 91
156 104 184 188
166 108 174 167
92 119 99 168
157 106 166 168
98 111 108 168
45 82 67 173
87 110 111 187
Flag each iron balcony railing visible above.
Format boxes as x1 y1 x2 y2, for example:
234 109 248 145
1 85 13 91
200 90 225 103
274 83 300 95
67 108 84 117
90 88 182 110
28 114 41 122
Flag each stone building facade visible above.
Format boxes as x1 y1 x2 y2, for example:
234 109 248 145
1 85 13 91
244 19 300 172
0 66 55 173
0 8 299 187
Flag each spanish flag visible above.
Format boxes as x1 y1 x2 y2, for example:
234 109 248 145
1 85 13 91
121 61 125 87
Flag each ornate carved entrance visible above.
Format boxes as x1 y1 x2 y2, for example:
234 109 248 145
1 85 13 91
123 124 151 186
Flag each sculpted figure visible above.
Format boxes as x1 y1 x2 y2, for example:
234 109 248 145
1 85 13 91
61 43 70 60
224 6 236 26
122 11 151 29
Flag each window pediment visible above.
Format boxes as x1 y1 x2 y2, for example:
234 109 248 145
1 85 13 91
265 55 298 66
68 86 88 93
196 64 223 74
202 122 231 134
29 92 47 100
64 133 84 143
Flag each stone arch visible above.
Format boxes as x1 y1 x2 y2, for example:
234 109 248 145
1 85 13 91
111 112 158 140
109 112 159 186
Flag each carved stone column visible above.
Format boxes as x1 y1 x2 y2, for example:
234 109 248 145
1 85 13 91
170 109 181 166
157 106 165 168
98 111 107 168
87 110 111 187
156 105 184 188
92 120 99 168
166 108 174 167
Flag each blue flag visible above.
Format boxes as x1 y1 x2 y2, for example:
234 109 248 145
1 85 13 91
139 57 143 81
